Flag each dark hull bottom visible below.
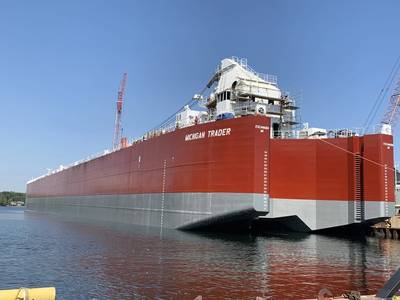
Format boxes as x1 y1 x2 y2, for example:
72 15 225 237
252 215 388 235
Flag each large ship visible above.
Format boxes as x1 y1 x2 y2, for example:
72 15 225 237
26 57 395 231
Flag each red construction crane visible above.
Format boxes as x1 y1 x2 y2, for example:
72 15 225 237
113 73 128 150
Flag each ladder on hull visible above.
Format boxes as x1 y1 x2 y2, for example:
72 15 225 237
354 153 364 222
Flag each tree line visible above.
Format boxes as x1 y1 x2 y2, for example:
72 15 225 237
0 191 26 206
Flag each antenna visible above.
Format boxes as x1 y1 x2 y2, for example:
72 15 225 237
113 73 128 150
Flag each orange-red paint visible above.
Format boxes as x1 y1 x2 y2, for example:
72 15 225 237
27 116 395 204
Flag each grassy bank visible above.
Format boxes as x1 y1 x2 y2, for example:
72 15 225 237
0 191 25 206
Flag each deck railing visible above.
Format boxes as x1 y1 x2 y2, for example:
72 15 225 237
231 56 278 85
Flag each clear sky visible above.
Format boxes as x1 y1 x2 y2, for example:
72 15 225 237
1 0 400 192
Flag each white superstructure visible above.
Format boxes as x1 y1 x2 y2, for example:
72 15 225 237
199 56 299 137
167 56 390 140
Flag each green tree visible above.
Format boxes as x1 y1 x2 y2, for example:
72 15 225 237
0 191 26 206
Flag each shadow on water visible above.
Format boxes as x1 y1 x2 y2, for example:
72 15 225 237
2 208 400 299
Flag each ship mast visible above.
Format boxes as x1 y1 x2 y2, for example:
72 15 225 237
113 73 128 150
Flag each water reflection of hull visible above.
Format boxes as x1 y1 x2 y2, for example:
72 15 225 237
42 216 399 299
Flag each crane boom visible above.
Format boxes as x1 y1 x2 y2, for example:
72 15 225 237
113 73 128 150
382 76 400 127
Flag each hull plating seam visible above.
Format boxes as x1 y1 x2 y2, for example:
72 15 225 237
58 203 213 215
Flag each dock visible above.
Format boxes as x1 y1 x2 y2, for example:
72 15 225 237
372 215 400 239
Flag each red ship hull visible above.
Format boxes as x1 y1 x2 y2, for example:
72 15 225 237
26 115 395 231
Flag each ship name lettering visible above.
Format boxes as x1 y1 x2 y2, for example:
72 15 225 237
208 128 231 137
185 131 206 141
185 128 231 141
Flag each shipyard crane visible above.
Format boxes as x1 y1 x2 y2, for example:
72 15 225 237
382 76 400 129
112 73 128 150
363 56 400 133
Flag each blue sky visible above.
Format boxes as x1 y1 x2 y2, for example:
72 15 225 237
1 0 400 192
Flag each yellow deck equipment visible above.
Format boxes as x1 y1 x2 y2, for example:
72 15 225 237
0 287 56 300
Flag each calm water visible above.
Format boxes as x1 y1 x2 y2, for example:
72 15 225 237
1 207 400 299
